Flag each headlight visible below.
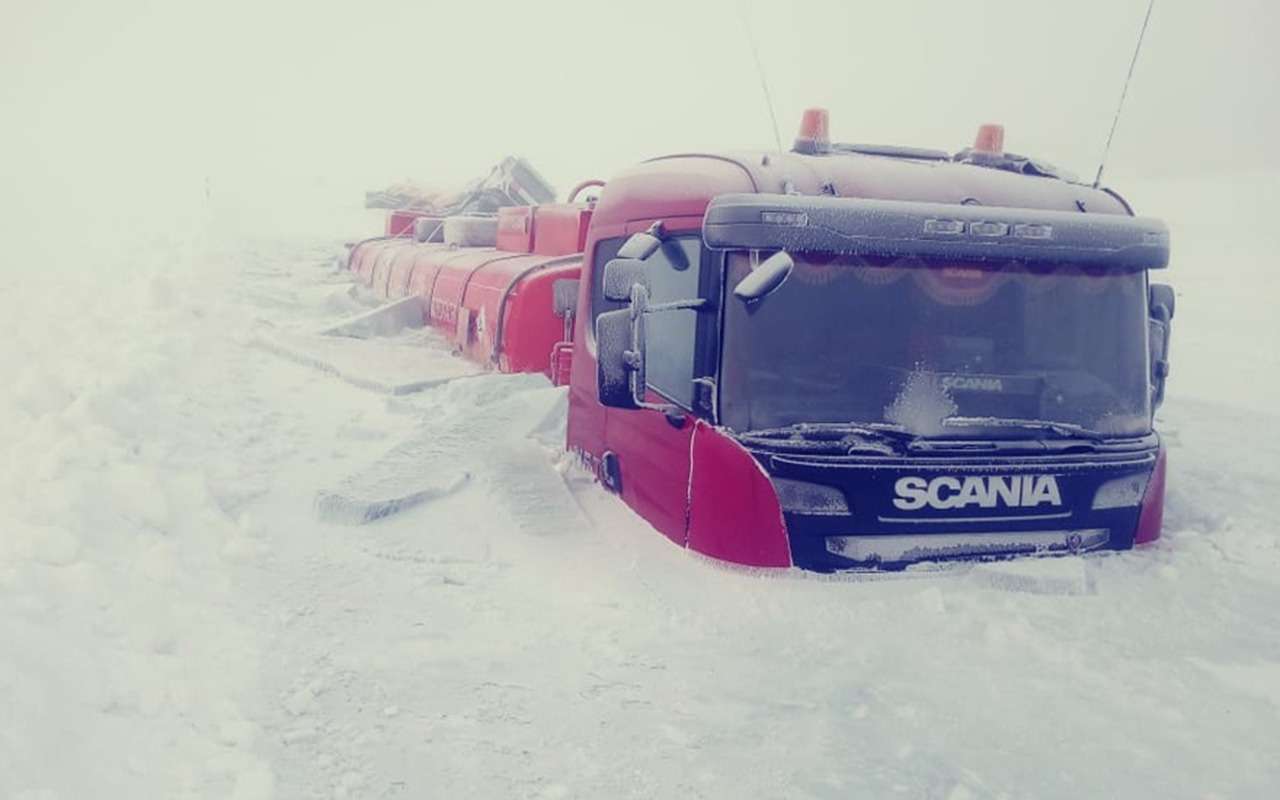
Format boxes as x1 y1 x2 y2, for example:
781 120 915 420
773 478 850 515
1092 472 1151 510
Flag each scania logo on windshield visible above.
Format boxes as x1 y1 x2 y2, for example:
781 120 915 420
940 375 1003 392
893 475 1062 511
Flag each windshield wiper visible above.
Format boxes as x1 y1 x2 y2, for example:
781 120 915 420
942 416 1104 441
736 422 915 455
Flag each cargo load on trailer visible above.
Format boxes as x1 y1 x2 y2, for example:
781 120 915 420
364 155 556 213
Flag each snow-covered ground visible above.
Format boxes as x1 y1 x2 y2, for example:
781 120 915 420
2 173 1278 799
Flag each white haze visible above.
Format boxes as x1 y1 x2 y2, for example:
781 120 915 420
3 0 1279 251
4 3 1280 797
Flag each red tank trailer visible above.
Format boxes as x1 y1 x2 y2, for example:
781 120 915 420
347 186 594 376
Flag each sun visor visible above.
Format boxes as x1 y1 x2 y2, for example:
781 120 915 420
703 193 1169 271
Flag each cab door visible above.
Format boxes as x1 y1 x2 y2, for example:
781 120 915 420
600 222 718 546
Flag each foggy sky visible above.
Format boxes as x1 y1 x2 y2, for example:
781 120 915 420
3 0 1277 223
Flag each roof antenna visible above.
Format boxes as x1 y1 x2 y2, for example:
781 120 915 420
737 2 784 153
1093 0 1157 188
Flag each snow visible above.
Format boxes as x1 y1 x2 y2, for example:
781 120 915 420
2 174 1279 799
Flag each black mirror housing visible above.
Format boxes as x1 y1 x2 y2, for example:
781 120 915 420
552 278 579 317
733 251 795 303
595 306 647 409
602 258 651 302
618 233 661 261
617 222 665 261
1150 283 1175 321
1148 284 1175 409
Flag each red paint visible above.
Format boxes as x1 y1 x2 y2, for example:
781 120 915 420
687 421 792 567
495 204 591 256
1134 445 1167 545
550 341 574 387
402 247 450 321
496 207 535 253
386 209 430 237
352 233 584 377
369 240 415 295
489 262 580 374
566 158 759 506
566 203 734 551
453 254 578 372
606 397 696 546
386 245 424 298
406 247 472 304
351 239 389 285
531 205 592 256
426 251 525 335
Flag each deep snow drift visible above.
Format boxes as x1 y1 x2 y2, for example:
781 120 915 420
2 173 1278 799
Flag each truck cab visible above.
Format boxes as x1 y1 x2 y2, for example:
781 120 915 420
567 110 1174 572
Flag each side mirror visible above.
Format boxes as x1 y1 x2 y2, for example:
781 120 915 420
1149 283 1175 322
733 251 795 303
1148 283 1174 409
1149 318 1171 409
596 291 648 409
602 258 650 302
552 278 579 317
616 222 665 260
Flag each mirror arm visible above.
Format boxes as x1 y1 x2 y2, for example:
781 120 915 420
629 285 650 315
647 298 708 313
692 377 718 424
637 399 679 414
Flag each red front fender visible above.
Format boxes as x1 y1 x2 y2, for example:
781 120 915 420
686 421 792 568
1134 445 1167 546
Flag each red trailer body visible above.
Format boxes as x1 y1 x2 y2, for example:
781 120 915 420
405 247 462 319
346 201 590 378
386 246 422 298
349 240 380 284
459 257 581 373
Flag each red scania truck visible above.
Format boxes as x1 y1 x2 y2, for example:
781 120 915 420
348 110 1174 572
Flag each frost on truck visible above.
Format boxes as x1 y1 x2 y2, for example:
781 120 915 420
585 110 1175 572
340 110 1176 574
720 254 1152 439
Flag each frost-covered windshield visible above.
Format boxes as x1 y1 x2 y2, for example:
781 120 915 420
720 253 1151 438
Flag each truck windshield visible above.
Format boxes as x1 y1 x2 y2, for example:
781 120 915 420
720 253 1152 439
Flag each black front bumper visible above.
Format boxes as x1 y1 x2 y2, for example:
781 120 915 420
753 445 1158 573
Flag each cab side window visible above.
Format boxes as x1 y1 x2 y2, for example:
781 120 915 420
589 235 704 409
644 237 702 408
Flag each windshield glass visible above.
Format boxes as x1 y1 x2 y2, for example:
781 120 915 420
721 253 1151 439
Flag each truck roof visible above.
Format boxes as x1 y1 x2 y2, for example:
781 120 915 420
590 147 1133 234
